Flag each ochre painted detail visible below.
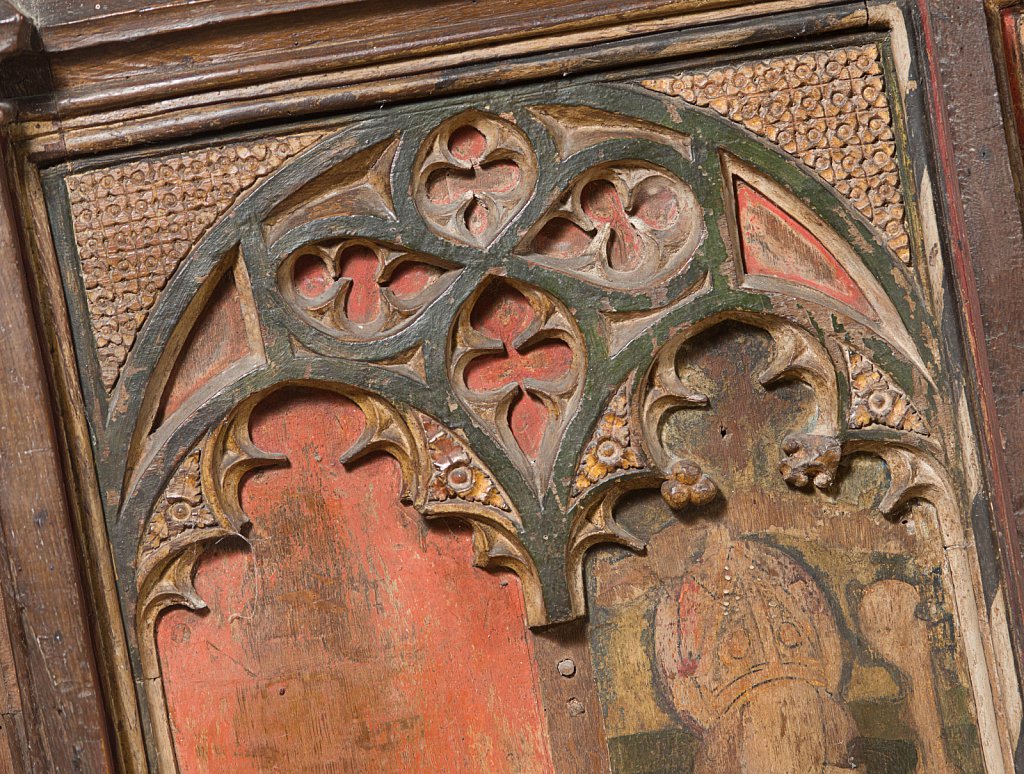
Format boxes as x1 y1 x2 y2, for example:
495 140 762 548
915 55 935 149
66 133 320 390
642 45 912 263
138 447 215 565
847 349 928 434
860 579 953 772
736 180 873 318
573 382 643 495
419 413 511 512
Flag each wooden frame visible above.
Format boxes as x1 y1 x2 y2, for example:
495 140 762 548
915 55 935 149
1 0 1024 770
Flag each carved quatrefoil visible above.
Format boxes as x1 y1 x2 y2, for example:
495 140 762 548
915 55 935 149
451 278 585 489
281 238 457 339
520 161 705 286
413 110 537 247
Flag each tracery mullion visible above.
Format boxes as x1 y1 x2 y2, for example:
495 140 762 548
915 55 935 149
92 125 398 508
77 127 390 506
417 316 544 514
257 240 550 511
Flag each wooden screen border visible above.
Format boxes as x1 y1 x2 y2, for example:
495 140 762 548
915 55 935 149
1 0 1023 770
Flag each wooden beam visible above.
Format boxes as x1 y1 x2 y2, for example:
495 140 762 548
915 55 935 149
0 1 29 62
0 128 113 770
919 0 1024 705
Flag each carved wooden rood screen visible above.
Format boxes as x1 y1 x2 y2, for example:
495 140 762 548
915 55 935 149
35 26 1023 774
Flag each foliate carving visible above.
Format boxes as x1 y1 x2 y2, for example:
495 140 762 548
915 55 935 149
642 315 840 481
779 433 842 489
520 162 705 286
67 133 322 390
451 278 584 486
282 238 457 339
413 111 536 247
642 45 912 263
640 315 844 495
134 429 263 622
573 382 643 495
660 459 719 510
847 350 927 434
138 448 216 564
418 413 510 512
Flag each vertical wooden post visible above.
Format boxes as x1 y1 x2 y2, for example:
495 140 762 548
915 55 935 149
918 0 1024 693
0 128 114 771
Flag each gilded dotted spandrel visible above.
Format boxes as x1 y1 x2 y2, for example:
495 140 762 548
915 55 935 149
66 133 322 392
642 45 912 264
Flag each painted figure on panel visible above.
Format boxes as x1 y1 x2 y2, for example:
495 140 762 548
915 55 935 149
586 325 977 774
653 528 857 774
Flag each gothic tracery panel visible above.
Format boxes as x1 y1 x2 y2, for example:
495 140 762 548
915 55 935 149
42 29 1018 774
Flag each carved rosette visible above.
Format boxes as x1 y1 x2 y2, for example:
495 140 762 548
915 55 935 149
281 238 458 339
520 161 705 286
573 382 644 495
412 110 537 247
417 413 512 513
138 447 219 572
846 349 928 434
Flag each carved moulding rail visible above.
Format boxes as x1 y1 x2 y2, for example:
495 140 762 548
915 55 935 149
62 80 999 769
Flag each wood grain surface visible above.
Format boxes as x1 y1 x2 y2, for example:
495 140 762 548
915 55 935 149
157 388 557 772
0 138 113 771
921 0 1024 693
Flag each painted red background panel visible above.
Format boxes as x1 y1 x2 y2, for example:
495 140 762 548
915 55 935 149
157 389 554 773
737 181 874 318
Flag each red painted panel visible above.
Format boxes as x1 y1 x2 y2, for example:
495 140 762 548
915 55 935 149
335 244 383 322
736 181 873 318
157 389 554 773
157 272 252 423
464 283 573 458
